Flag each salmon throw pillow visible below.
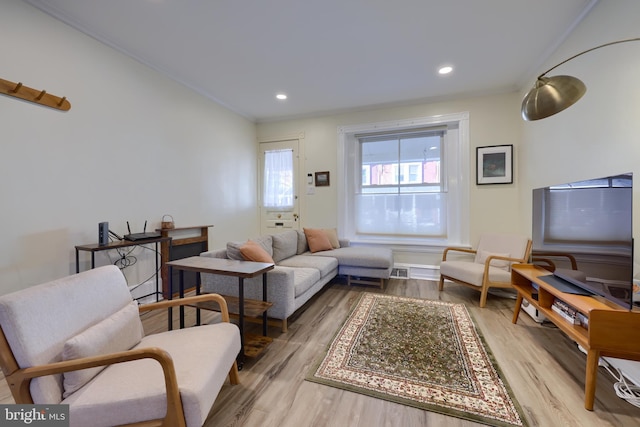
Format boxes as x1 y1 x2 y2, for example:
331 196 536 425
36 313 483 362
304 228 333 253
240 240 275 263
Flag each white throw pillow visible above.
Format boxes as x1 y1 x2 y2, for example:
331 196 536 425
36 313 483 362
61 300 143 398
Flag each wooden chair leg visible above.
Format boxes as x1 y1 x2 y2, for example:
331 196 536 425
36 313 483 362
228 361 240 385
438 276 445 291
281 319 288 333
479 287 489 308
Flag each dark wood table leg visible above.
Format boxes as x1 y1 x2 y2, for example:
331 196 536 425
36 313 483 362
179 269 185 329
262 273 268 336
238 277 245 369
196 272 201 326
168 265 173 330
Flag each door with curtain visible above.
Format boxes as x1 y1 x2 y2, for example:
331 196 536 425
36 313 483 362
260 139 300 235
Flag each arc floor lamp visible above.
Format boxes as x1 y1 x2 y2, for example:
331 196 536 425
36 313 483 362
521 37 640 121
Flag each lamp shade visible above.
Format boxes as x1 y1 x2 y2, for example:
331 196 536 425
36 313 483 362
521 75 587 121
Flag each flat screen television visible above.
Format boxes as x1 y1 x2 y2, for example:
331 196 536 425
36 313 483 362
532 173 634 309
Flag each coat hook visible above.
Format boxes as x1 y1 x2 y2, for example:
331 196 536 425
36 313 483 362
12 82 23 93
36 90 46 101
57 96 67 107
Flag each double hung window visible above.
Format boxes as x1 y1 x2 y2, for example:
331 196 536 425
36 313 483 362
338 112 469 246
358 130 445 237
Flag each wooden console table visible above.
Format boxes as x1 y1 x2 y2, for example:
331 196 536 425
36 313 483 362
158 225 213 298
511 264 640 410
166 256 274 366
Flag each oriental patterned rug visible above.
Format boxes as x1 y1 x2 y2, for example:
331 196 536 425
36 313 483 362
307 293 527 427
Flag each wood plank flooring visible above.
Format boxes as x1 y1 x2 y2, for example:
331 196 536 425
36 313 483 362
2 278 640 426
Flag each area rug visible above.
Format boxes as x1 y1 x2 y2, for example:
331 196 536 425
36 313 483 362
306 293 527 427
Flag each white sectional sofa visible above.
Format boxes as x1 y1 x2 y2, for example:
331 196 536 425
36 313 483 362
200 229 393 332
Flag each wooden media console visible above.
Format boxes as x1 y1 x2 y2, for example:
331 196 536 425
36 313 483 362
511 264 640 410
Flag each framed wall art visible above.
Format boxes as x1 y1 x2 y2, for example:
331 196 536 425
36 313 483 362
315 171 330 186
476 145 513 185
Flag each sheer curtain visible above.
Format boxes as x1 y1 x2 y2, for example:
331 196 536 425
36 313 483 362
263 149 294 209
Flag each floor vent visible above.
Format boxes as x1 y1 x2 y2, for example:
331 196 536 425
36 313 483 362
390 267 409 279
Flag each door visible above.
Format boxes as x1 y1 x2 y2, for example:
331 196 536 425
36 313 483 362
260 139 300 235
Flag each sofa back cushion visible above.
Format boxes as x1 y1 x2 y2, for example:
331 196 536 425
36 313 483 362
473 233 530 271
323 228 340 249
296 230 309 254
271 230 299 262
0 265 133 404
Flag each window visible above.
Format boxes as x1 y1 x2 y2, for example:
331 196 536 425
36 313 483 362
263 149 294 209
338 113 469 246
358 131 445 236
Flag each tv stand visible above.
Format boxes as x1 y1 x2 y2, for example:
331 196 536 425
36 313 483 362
511 264 640 410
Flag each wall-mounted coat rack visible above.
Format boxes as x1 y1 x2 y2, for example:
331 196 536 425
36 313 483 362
0 77 71 111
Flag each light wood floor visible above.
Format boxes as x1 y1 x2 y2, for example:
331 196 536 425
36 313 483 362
2 278 640 426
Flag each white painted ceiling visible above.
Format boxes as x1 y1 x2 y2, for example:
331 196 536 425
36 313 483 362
24 0 597 122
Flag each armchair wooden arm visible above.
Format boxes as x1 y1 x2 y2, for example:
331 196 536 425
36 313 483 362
531 251 578 271
482 253 529 267
139 293 231 322
441 246 476 261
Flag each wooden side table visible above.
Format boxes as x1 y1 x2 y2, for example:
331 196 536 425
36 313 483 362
166 256 274 367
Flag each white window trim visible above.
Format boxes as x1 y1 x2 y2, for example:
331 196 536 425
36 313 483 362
337 112 470 248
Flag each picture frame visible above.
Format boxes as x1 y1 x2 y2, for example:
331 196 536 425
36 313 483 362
315 171 330 186
476 145 513 185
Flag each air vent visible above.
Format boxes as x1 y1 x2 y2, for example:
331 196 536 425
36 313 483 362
390 267 409 279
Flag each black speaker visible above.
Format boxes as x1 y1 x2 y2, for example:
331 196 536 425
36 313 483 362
98 222 109 246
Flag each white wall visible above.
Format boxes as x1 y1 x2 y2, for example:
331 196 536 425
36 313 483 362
518 0 640 272
257 92 524 265
0 1 259 295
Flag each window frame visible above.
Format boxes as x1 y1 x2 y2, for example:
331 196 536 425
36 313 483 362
337 112 470 248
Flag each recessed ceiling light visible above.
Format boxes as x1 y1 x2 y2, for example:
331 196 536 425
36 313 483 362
276 93 287 100
438 66 453 75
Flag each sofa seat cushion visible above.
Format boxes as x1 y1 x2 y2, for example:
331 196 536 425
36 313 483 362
313 247 393 269
278 254 338 279
440 260 511 287
62 323 240 427
289 267 321 298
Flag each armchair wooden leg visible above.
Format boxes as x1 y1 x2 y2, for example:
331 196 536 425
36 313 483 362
479 288 488 308
438 276 445 291
228 361 240 385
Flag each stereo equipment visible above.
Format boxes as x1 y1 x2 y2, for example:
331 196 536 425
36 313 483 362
98 222 109 246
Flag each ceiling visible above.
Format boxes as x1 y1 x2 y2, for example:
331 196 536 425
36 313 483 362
24 0 598 122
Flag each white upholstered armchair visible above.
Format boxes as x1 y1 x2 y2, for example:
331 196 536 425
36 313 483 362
439 233 532 307
0 265 240 427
